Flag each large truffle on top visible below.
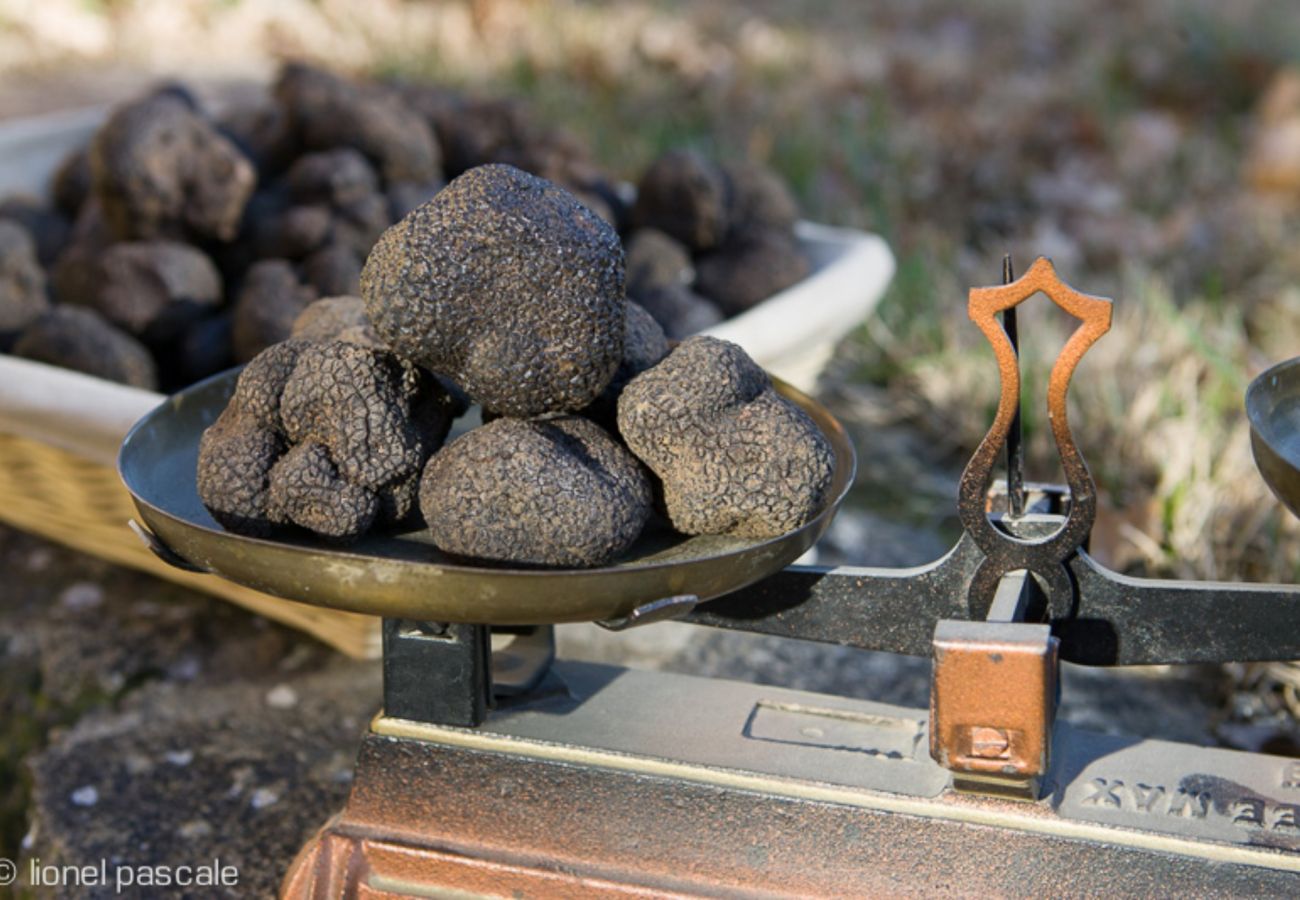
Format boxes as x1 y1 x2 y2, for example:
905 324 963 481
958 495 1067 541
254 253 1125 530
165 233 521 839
617 336 834 538
361 164 625 417
197 339 457 540
90 92 256 242
420 416 652 568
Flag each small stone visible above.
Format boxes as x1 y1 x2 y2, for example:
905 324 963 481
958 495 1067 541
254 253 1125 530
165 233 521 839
124 753 154 776
58 581 104 611
265 684 299 709
70 786 99 807
26 546 54 571
164 749 194 767
250 787 280 810
178 819 213 840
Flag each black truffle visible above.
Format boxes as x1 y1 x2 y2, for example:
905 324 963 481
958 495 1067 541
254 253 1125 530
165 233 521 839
582 300 670 430
361 164 625 417
635 284 724 340
90 92 256 241
693 229 809 316
720 160 800 237
197 339 457 539
266 441 379 540
231 259 318 362
13 307 157 389
631 150 729 251
52 146 92 218
196 403 284 536
279 342 435 490
290 295 376 346
0 220 49 348
275 64 441 185
0 196 70 267
419 416 652 567
617 336 834 538
300 242 362 296
52 240 222 344
623 228 694 297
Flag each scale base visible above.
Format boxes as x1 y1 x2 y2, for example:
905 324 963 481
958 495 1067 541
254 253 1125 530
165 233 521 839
283 663 1300 897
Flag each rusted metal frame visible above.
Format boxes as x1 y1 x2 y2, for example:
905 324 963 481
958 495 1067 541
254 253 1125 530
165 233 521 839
956 257 1113 619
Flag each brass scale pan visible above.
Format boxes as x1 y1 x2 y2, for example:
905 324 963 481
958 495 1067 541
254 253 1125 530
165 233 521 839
119 368 856 625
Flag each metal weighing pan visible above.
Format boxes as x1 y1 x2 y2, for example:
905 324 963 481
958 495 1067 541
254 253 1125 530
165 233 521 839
1248 356 1300 520
119 369 855 625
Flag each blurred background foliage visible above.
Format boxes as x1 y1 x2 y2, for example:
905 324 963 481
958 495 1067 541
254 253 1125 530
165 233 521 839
3 0 1300 581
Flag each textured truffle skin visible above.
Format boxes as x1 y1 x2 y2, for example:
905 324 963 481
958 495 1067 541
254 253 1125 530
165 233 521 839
290 296 377 346
617 336 834 538
13 307 157 389
632 150 730 251
279 342 432 490
266 441 379 540
0 220 49 345
361 164 626 417
420 416 652 568
197 339 457 539
231 259 318 362
90 92 255 241
196 404 284 536
52 240 222 343
693 229 810 316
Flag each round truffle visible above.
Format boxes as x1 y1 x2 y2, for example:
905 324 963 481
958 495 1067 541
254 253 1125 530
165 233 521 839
623 228 694 297
720 161 800 237
232 259 318 362
693 229 809 316
420 416 652 568
361 163 625 417
90 92 255 241
631 150 730 251
13 307 157 389
52 240 222 343
617 336 834 538
635 284 724 340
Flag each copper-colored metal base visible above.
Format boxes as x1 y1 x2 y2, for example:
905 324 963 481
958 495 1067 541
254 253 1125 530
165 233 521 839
282 665 1300 898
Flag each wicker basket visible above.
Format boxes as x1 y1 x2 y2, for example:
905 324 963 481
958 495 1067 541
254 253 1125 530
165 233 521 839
0 105 894 660
0 356 382 657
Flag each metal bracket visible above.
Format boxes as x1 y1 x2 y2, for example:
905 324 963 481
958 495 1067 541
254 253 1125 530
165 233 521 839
128 519 209 573
597 594 699 631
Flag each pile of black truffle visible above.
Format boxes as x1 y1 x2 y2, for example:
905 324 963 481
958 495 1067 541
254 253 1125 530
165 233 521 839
197 164 833 568
0 65 808 392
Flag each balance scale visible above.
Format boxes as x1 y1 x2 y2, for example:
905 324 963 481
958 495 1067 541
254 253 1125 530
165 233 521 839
120 257 1300 896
